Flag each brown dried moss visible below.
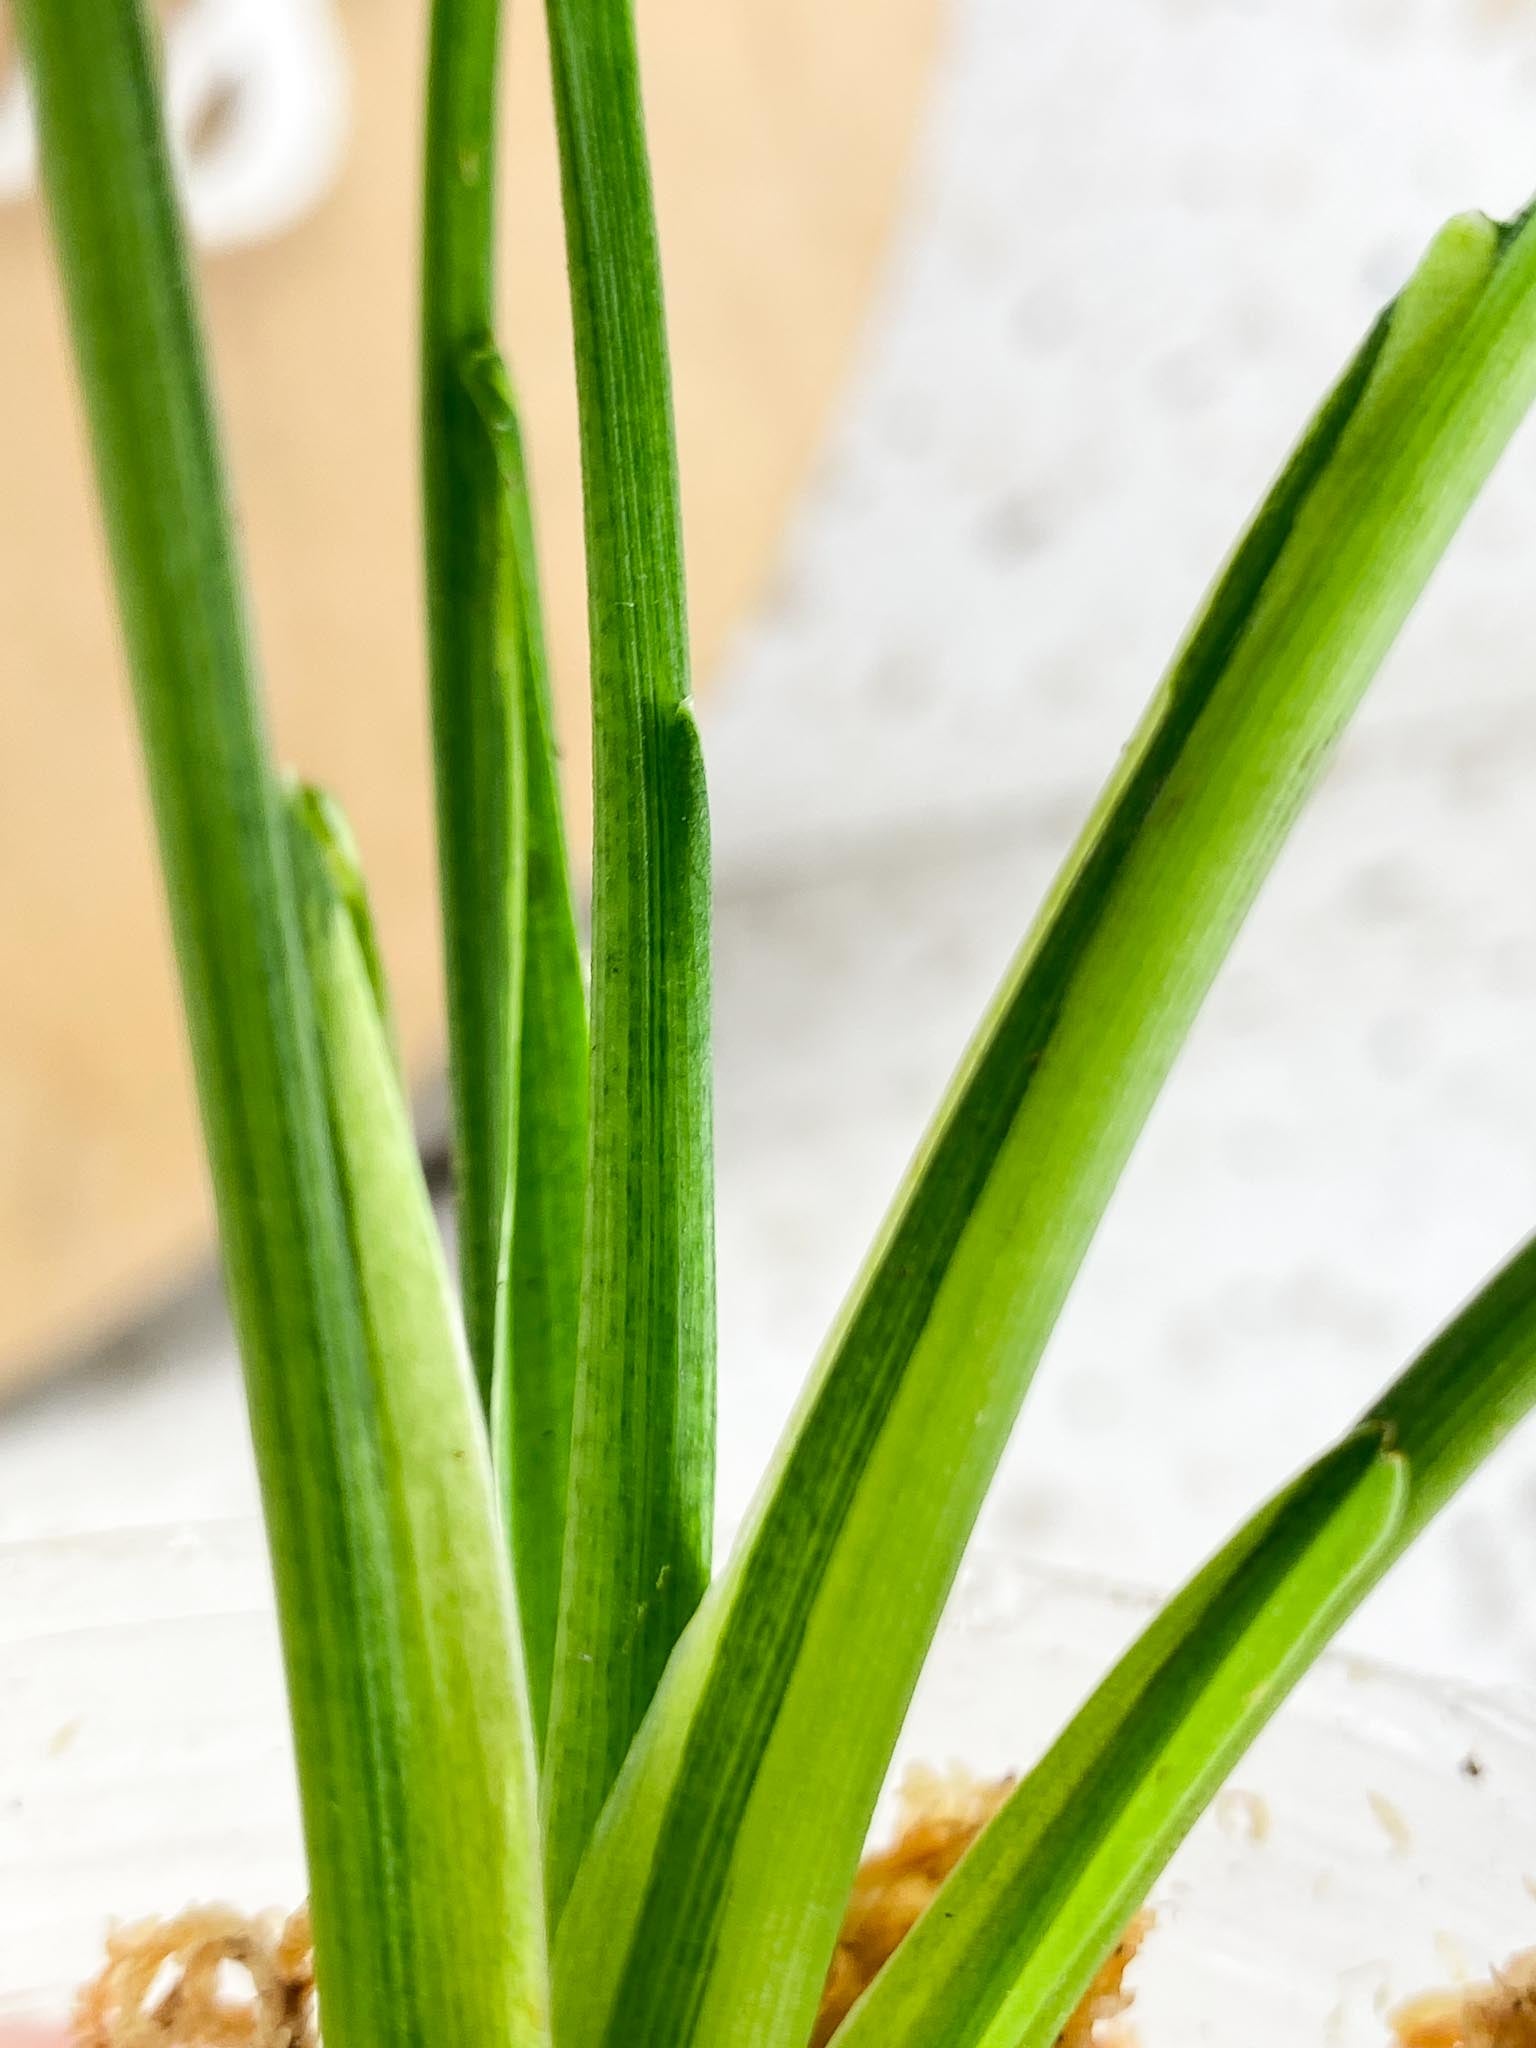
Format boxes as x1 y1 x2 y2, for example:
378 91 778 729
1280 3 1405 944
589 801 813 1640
1392 1950 1536 2048
812 1765 1150 2047
73 1905 314 2048
62 1836 1536 2048
66 1768 1147 2048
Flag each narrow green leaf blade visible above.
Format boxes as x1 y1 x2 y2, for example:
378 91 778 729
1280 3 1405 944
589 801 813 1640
834 1431 1404 2048
540 0 716 1915
287 786 550 2047
422 0 523 1411
555 206 1536 2048
832 1226 1536 2048
17 7 546 2044
462 340 590 1752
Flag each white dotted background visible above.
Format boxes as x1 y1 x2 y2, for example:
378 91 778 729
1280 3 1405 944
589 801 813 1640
707 0 1536 1693
9 0 1536 1761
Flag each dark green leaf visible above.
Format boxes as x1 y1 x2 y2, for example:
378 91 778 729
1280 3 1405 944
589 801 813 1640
422 0 521 1412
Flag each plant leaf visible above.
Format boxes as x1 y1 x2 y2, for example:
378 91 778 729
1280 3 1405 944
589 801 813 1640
17 6 547 2043
554 205 1536 2048
462 339 590 1754
422 0 522 1412
833 1226 1536 2048
1367 1229 1536 1549
287 785 550 2047
540 0 716 1917
835 1429 1404 2048
291 781 403 1073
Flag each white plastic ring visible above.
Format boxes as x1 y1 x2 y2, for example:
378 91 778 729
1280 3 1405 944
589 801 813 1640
0 0 349 251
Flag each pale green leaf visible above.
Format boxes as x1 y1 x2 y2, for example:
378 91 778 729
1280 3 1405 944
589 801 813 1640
287 786 550 2048
291 781 402 1072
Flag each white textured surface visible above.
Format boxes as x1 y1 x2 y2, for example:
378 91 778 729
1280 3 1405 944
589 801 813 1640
8 1533 1536 2028
6 0 1536 1903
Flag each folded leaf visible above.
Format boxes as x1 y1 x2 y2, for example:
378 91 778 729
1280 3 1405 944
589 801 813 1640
554 205 1536 2048
462 339 590 1753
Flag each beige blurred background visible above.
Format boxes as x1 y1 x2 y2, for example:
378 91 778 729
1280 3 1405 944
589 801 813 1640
0 0 939 1387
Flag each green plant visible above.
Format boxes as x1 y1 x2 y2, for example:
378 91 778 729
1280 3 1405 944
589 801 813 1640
15 1 1536 2044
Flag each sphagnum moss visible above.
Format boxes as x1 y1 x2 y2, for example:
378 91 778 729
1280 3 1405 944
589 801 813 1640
16 4 1536 2047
